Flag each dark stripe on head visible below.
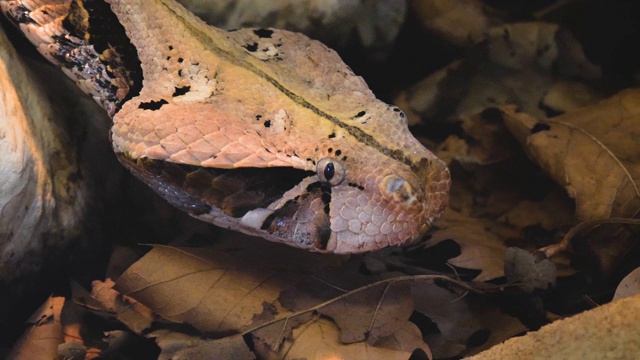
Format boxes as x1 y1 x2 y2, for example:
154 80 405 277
160 3 418 170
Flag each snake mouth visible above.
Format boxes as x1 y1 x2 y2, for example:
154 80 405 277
116 153 315 218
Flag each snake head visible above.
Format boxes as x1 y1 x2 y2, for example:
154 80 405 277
114 99 450 254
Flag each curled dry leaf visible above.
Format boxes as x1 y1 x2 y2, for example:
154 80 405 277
502 97 640 221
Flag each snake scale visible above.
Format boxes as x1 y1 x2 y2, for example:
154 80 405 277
1 0 450 253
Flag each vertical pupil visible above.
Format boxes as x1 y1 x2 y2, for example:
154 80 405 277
324 162 335 181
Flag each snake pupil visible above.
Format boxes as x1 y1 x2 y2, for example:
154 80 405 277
324 162 335 181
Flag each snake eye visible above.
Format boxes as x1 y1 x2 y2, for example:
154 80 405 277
317 158 345 186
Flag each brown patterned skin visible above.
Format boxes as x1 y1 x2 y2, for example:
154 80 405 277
1 0 450 253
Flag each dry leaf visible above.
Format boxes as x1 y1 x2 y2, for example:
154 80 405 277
412 283 526 356
411 0 488 47
496 188 574 231
502 101 640 220
115 245 288 333
151 330 255 360
436 109 519 166
7 296 64 359
261 316 430 360
91 279 155 334
114 243 340 333
394 22 600 125
319 281 414 345
424 209 506 281
613 267 640 301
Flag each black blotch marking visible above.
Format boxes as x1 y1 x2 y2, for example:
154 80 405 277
306 181 322 192
348 183 365 191
244 42 259 52
327 148 333 153
354 111 366 118
328 132 336 139
320 184 332 215
317 224 331 250
9 5 36 24
479 107 503 123
139 99 168 110
392 106 406 118
172 86 190 97
255 114 263 121
342 156 348 161
68 0 143 108
335 150 342 157
178 57 184 63
254 28 273 38
531 123 551 134
264 119 271 128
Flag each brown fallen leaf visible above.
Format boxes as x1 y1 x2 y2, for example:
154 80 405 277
91 279 155 334
394 22 600 126
259 316 431 360
114 241 343 334
502 100 640 221
423 209 507 281
319 281 414 345
411 0 488 47
114 245 292 333
436 109 520 167
412 282 527 357
151 330 255 360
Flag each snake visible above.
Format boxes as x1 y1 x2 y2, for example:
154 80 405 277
0 0 450 253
